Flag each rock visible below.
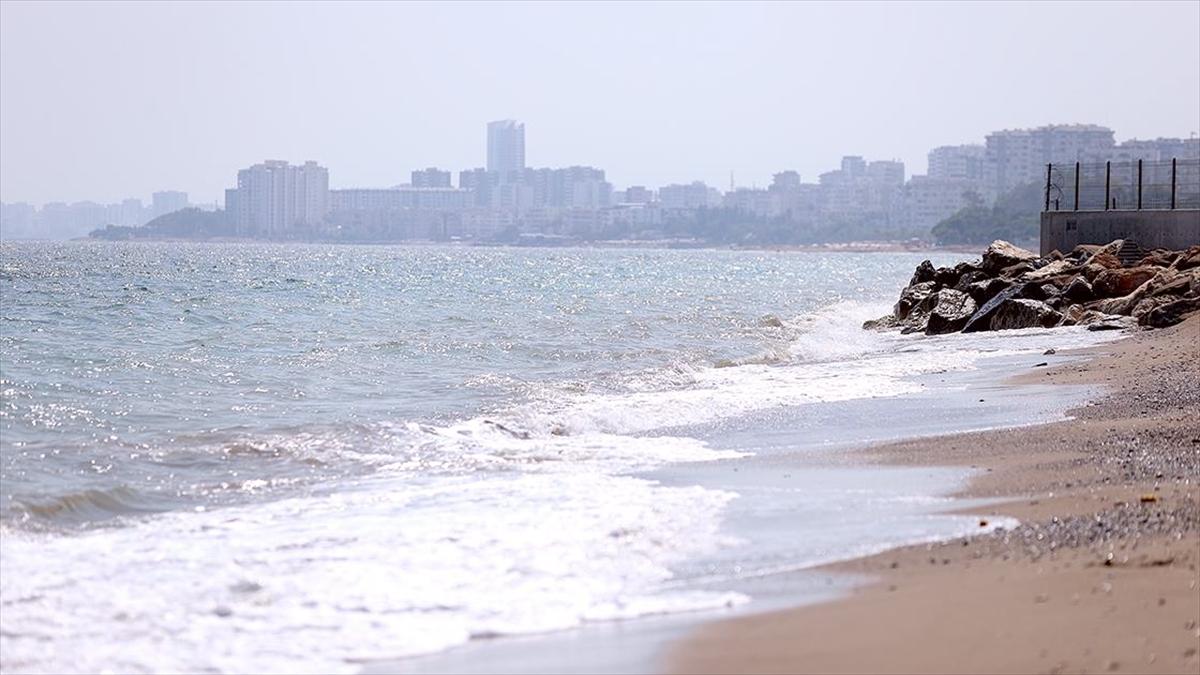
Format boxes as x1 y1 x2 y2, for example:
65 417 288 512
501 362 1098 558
863 315 899 331
925 289 978 335
1087 252 1123 271
954 270 991 292
988 299 1063 331
1083 240 1125 267
1076 309 1123 325
999 261 1035 279
1139 296 1200 328
962 284 1025 332
1148 272 1195 298
1087 315 1136 331
1137 249 1179 268
1059 304 1087 326
1093 269 1171 315
933 262 977 289
1063 276 1094 303
894 281 938 322
1093 266 1159 297
1172 246 1200 271
981 240 1038 275
961 277 1009 305
1079 263 1109 282
1131 295 1176 320
1070 243 1103 259
1021 259 1075 283
909 259 936 286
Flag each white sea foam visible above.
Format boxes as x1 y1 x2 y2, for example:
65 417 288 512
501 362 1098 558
0 294 1125 674
0 471 746 674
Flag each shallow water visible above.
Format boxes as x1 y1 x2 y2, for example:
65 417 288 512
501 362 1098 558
0 242 1114 673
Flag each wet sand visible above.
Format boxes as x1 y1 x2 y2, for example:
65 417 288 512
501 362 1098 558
670 316 1200 675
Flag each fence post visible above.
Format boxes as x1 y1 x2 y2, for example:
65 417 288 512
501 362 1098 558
1073 161 1080 211
1044 163 1052 211
1104 161 1111 211
1171 158 1177 210
1137 159 1143 210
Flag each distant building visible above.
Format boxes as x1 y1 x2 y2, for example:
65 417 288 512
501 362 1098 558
1104 137 1200 163
411 167 452 188
329 187 472 211
723 188 775 217
659 181 716 210
230 160 329 237
487 120 526 178
928 145 986 181
901 175 982 231
985 124 1114 195
0 202 36 239
151 191 188 218
458 168 498 207
770 171 802 193
623 186 652 204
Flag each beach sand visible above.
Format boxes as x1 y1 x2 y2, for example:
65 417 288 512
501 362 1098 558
669 316 1200 675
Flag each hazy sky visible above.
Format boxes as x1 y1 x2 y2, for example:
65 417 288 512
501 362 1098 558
2 1 1198 205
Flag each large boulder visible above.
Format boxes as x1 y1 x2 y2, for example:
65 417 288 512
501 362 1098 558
1059 304 1087 326
909 260 936 286
894 281 937 322
862 315 899 331
961 277 1011 305
981 240 1038 275
1093 266 1159 297
962 284 1025 332
925 289 978 335
1131 295 1177 320
988 299 1063 331
1021 259 1076 283
999 261 1036 279
1082 240 1125 268
1062 276 1094 303
933 262 979 289
1139 296 1200 328
1086 252 1123 271
1137 249 1180 268
1173 246 1200 271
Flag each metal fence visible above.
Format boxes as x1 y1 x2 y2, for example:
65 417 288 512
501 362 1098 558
1044 158 1200 212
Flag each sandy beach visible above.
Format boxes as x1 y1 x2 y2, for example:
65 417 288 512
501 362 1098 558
670 316 1200 675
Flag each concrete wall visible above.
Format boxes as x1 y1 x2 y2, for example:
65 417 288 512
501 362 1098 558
1040 209 1200 255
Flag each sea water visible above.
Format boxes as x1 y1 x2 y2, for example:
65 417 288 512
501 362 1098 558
0 242 1113 673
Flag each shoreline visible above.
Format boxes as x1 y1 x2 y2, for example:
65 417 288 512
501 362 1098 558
669 316 1200 674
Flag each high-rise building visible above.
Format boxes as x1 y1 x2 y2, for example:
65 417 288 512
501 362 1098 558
151 191 189 218
623 186 652 203
985 124 1114 195
230 160 329 237
487 120 526 178
411 167 452 188
928 145 987 181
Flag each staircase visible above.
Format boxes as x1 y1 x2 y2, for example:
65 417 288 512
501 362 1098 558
1116 240 1145 267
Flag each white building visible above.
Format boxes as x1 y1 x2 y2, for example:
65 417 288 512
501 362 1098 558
901 175 983 231
231 160 330 237
985 124 1115 195
487 120 526 178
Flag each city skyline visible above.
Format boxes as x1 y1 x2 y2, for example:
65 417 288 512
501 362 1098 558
4 118 1197 211
2 1 1198 205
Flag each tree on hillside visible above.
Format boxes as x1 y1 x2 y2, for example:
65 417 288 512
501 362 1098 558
931 181 1043 246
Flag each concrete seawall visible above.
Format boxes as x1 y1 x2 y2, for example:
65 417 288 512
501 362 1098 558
1040 210 1200 255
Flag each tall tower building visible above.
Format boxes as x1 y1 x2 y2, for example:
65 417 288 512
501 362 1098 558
486 120 525 178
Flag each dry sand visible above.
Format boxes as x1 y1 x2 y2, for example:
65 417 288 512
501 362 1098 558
670 316 1200 675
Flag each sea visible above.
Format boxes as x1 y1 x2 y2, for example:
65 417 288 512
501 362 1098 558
0 242 1115 673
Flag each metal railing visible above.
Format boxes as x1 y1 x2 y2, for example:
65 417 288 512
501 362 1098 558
1044 158 1200 212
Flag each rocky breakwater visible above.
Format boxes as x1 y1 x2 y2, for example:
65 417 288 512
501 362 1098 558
866 240 1200 335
